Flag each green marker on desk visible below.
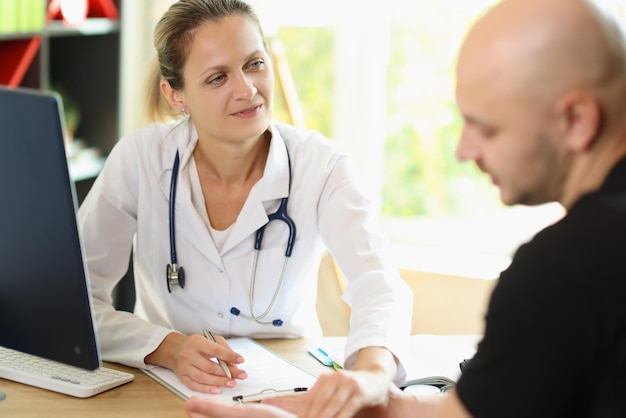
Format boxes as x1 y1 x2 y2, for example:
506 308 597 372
327 352 344 371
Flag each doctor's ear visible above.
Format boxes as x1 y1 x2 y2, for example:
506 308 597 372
160 79 186 114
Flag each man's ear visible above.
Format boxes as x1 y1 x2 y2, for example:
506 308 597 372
160 79 185 113
556 90 601 152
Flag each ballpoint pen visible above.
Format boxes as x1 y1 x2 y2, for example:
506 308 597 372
203 329 232 379
233 387 308 403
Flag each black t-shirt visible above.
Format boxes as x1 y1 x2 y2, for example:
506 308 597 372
456 159 626 417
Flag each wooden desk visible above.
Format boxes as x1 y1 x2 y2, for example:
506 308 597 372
0 338 335 418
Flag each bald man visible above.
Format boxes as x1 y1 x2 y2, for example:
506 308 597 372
435 0 626 417
185 0 626 417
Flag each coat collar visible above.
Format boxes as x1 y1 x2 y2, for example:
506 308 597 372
159 118 198 177
255 123 291 201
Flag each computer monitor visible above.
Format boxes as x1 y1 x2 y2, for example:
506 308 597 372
0 86 101 370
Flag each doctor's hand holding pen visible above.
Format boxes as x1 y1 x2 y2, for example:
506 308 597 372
145 331 247 394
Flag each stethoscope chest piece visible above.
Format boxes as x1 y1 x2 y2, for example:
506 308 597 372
166 264 185 293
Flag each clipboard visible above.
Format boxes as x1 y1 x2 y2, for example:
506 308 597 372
144 337 317 403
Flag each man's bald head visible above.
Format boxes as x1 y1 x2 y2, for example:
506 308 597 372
457 0 626 113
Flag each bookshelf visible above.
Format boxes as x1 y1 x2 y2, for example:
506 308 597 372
0 0 121 189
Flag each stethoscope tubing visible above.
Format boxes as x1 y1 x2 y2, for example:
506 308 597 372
169 151 181 265
254 197 296 257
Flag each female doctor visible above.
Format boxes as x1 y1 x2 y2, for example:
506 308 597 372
77 0 413 416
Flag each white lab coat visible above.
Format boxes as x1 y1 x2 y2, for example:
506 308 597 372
78 119 413 383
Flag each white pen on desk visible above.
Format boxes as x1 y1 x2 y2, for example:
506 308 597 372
203 329 232 379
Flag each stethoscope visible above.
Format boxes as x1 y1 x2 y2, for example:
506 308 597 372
166 143 296 327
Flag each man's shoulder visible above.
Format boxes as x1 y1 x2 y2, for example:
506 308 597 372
550 189 626 241
519 192 626 280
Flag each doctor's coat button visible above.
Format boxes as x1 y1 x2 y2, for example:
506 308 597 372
218 312 224 318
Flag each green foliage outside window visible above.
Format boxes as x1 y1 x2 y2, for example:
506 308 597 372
381 2 499 219
382 101 499 218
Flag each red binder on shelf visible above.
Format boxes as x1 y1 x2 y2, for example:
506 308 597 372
0 38 41 87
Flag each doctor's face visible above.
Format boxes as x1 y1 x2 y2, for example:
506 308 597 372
179 14 274 145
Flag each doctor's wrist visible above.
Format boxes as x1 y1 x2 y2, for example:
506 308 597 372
144 331 186 370
352 346 398 381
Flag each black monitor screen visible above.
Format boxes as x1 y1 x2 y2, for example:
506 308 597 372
0 86 100 370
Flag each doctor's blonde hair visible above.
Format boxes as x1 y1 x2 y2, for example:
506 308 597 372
144 0 267 123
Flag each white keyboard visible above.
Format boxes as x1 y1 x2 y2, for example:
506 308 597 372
0 346 134 398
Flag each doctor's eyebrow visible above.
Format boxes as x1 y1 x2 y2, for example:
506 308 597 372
199 49 268 77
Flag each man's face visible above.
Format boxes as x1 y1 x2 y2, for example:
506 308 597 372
454 51 567 207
